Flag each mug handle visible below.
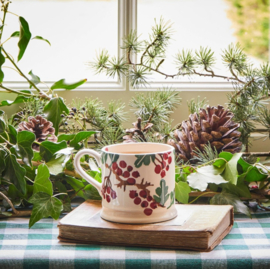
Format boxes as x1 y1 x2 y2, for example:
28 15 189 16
73 149 102 194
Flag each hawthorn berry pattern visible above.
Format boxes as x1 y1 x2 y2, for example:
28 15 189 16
101 151 174 216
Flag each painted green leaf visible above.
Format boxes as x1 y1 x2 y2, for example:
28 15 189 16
210 192 251 218
28 192 63 228
18 16 32 61
108 153 119 164
46 155 66 175
57 133 75 142
153 179 169 206
33 164 53 196
28 70 40 87
50 78 87 90
134 154 153 168
32 35 51 46
2 154 26 194
17 131 35 167
0 47 5 83
101 152 108 164
175 181 191 204
187 165 228 192
7 125 17 144
69 131 96 149
167 191 175 209
10 31 20 37
39 140 67 162
0 94 32 107
221 153 242 185
43 97 69 135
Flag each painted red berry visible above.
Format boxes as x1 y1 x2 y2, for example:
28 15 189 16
147 196 153 202
105 148 108 151
155 165 161 174
127 178 136 185
144 208 153 216
127 165 133 172
106 187 111 194
134 197 141 205
132 171 140 178
119 160 127 168
117 168 123 176
141 201 149 208
163 153 168 160
112 162 118 170
123 171 130 178
129 190 138 199
168 156 172 164
106 194 111 203
139 190 147 198
161 170 166 178
166 165 169 171
111 190 117 199
150 202 157 209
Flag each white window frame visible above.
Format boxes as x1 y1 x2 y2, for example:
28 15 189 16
3 0 235 93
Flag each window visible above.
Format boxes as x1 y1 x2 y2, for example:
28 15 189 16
2 0 269 92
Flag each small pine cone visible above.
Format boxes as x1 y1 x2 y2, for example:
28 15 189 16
18 115 57 150
169 105 242 163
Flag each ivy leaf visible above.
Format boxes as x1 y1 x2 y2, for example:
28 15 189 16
33 164 53 196
28 192 63 228
2 154 26 194
210 192 251 217
33 151 42 162
83 184 102 200
175 181 191 204
0 47 5 83
46 155 66 175
50 78 87 90
69 131 96 149
18 16 32 61
187 165 228 191
43 97 69 135
39 140 67 162
0 94 32 107
7 125 17 144
219 151 233 161
0 118 6 133
10 31 20 37
221 153 242 185
28 70 40 87
0 149 6 175
222 177 251 198
17 131 35 166
32 35 51 46
57 133 75 142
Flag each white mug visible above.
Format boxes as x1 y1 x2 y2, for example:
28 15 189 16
73 143 177 224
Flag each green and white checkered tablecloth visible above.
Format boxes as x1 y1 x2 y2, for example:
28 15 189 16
0 212 270 269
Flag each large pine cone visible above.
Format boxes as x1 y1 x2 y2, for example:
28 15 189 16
168 105 242 162
18 115 57 150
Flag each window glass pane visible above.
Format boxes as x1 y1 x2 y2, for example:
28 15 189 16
138 0 269 81
3 0 118 82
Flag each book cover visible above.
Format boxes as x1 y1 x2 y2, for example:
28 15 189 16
58 200 233 252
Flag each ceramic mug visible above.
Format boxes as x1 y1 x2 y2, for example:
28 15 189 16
73 143 177 224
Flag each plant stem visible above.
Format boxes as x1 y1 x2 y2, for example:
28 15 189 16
0 134 12 146
0 84 34 97
0 2 9 42
188 191 216 204
1 47 50 99
0 190 18 214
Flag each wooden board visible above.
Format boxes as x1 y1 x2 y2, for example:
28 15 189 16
58 200 233 252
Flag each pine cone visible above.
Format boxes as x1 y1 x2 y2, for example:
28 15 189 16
18 115 57 150
168 105 242 162
123 117 153 143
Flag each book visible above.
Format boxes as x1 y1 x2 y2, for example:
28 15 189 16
58 200 233 252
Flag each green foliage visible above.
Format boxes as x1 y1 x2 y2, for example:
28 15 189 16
175 181 191 204
191 142 218 164
17 131 35 166
187 96 208 115
51 79 87 90
18 16 32 61
0 48 5 83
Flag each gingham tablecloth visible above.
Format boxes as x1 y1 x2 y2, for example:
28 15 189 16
0 212 270 269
